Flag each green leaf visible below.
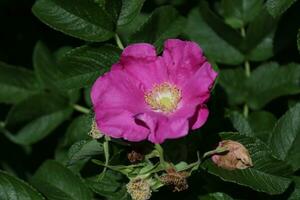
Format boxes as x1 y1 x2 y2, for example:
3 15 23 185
289 176 300 200
244 8 277 55
62 115 92 147
221 0 263 29
219 68 247 105
0 62 38 104
228 111 252 136
68 139 103 165
0 170 44 200
266 0 297 17
4 93 72 145
202 132 292 194
57 44 120 90
32 0 114 42
269 103 300 171
229 111 276 142
246 62 300 109
185 8 244 65
130 6 186 51
85 171 125 199
117 0 145 26
220 63 300 109
248 111 277 133
247 31 275 61
31 160 92 200
33 41 62 89
198 192 234 200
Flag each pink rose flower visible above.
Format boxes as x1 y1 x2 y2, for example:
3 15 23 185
91 39 217 144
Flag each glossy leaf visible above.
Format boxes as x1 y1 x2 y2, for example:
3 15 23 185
31 160 93 200
229 111 276 142
288 177 300 200
185 8 244 65
221 0 263 29
62 115 92 147
269 103 300 171
117 0 145 26
266 0 297 17
4 93 72 145
68 139 103 165
57 45 120 89
0 171 44 200
32 0 114 42
219 68 247 105
246 62 300 109
0 62 38 104
130 6 186 51
33 41 62 89
220 62 300 109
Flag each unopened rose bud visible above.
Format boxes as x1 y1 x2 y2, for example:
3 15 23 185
89 119 103 139
126 178 152 200
211 140 253 170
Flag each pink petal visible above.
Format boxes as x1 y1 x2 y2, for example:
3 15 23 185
181 62 218 105
162 39 206 84
135 112 189 144
91 69 146 111
190 106 209 129
96 108 149 141
91 69 151 141
121 43 157 62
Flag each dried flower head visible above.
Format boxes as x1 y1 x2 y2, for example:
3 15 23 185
127 150 144 163
212 140 253 170
88 119 103 139
160 168 189 192
126 178 152 200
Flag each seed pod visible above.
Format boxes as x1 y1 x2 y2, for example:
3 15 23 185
212 140 253 170
127 150 144 163
126 178 152 200
160 168 189 192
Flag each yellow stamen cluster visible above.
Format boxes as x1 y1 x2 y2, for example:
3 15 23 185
145 83 181 113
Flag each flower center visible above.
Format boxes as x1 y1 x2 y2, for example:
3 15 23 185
145 83 181 113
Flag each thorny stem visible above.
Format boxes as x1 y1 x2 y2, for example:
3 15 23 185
115 34 124 50
241 27 251 118
73 104 90 114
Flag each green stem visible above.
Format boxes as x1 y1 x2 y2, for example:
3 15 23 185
73 104 90 114
241 27 251 118
115 34 124 50
98 136 110 180
154 144 169 168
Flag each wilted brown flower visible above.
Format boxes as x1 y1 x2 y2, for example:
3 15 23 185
89 119 103 139
127 150 144 163
211 140 253 170
126 178 152 200
160 168 189 192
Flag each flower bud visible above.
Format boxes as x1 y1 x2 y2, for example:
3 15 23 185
89 119 103 139
126 178 152 200
211 140 253 170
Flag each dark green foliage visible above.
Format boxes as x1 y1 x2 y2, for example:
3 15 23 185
0 0 300 199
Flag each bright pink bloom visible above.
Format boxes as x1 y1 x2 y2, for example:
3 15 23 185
91 39 217 144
